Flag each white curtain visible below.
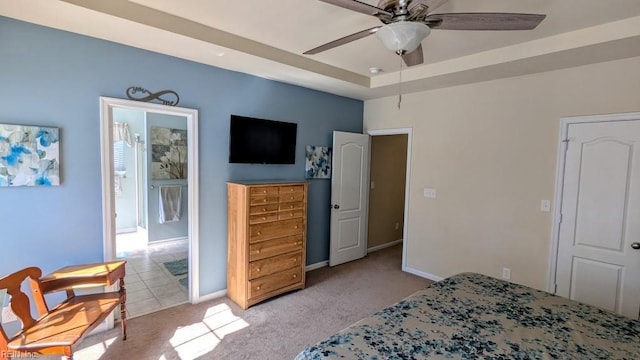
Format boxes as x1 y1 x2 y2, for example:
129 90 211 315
113 121 132 145
113 122 132 196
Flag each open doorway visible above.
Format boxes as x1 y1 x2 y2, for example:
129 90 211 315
100 97 200 320
367 128 412 271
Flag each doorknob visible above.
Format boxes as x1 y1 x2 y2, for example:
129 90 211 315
332 204 340 209
632 242 640 250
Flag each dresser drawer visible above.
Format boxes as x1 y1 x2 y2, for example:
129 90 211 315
251 186 279 196
249 213 278 224
279 185 304 194
278 201 305 211
249 218 303 243
279 192 304 203
249 251 302 280
248 267 302 299
278 209 304 220
249 204 279 215
249 234 303 262
250 194 278 206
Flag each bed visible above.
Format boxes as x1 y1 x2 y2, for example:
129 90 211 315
295 272 640 359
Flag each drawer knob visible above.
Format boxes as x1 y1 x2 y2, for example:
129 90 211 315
256 249 261 254
290 188 294 192
290 205 294 209
256 286 261 290
290 213 294 217
290 196 294 200
292 258 297 262
292 274 297 278
294 225 298 229
257 231 262 235
262 216 267 220
262 208 267 212
256 268 261 272
263 199 267 203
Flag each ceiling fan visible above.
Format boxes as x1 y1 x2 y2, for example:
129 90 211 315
304 0 546 67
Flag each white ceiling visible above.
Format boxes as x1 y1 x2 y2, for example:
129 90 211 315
2 0 640 100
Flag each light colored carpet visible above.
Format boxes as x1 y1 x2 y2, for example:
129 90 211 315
73 244 432 360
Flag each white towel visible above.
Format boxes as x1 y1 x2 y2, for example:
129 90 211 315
159 186 182 223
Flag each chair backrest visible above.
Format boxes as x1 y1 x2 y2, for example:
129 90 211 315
0 267 42 350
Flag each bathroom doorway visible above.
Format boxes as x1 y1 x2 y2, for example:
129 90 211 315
100 97 200 319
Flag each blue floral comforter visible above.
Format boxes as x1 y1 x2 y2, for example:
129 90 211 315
295 272 640 359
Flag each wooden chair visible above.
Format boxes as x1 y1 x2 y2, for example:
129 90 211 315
0 265 126 360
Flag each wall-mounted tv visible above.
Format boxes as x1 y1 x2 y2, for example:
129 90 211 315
229 115 297 164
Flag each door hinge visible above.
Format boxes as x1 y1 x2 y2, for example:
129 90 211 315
554 283 558 294
559 213 563 223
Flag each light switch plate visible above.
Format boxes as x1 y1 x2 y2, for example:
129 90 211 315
541 200 551 212
423 188 437 198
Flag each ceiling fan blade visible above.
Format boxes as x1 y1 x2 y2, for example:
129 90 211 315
304 26 381 55
319 0 393 17
426 13 546 30
402 44 424 66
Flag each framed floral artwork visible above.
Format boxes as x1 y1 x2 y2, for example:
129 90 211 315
0 123 60 186
150 126 187 179
305 145 331 179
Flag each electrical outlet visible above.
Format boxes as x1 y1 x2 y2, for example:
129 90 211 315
395 222 400 230
2 306 18 323
502 268 511 280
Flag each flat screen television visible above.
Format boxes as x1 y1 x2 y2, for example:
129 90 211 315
229 115 297 164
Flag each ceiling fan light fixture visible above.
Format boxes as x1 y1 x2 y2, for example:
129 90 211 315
375 21 430 54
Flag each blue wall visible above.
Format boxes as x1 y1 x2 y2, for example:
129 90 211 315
146 113 189 243
0 17 363 296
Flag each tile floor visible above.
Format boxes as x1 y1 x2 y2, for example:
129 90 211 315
116 230 189 318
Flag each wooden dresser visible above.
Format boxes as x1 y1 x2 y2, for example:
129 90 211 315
227 181 307 309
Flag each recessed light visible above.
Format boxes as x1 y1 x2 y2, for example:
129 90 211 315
369 67 383 74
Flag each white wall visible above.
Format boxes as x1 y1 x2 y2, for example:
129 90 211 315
364 56 640 291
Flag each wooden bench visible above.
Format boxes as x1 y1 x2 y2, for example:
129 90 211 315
0 261 127 360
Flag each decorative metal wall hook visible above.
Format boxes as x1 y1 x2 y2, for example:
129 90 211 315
126 86 180 106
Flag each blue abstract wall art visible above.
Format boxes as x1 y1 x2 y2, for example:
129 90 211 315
305 145 332 179
0 124 60 187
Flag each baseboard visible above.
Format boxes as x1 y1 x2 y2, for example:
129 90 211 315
148 236 188 245
195 288 227 304
116 227 137 234
367 239 403 253
404 266 443 282
304 243 403 270
306 261 329 272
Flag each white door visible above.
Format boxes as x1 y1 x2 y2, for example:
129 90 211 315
556 119 640 319
329 131 370 266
